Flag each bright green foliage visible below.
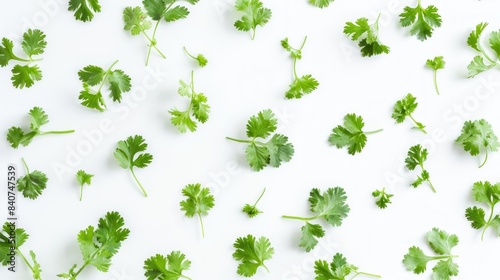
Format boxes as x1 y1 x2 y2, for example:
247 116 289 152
0 223 42 280
68 0 101 22
405 144 436 193
314 252 381 280
0 29 46 88
372 188 393 209
392 93 427 134
426 56 445 95
144 251 192 280
467 22 500 77
243 188 266 218
78 60 131 112
282 187 350 252
403 228 459 280
180 183 215 237
184 46 207 67
17 158 48 200
281 37 319 99
58 212 130 279
232 234 274 277
114 135 153 197
234 0 272 40
169 71 210 133
399 0 442 41
308 0 334 8
465 181 500 240
455 119 499 168
226 109 294 171
344 15 390 57
328 113 383 155
76 170 93 201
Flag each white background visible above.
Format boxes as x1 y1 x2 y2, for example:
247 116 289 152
1 0 500 279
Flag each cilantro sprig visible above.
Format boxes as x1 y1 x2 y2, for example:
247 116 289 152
183 46 207 67
314 252 381 280
399 0 442 41
465 181 500 240
76 170 93 201
58 211 130 279
17 158 48 200
467 22 500 78
403 228 459 279
144 251 192 280
78 60 132 112
234 0 272 40
455 119 499 168
68 0 101 22
226 109 294 171
308 0 334 9
426 56 445 95
392 93 427 134
344 14 390 57
169 71 210 133
232 234 274 277
180 183 215 237
281 36 319 99
7 106 75 149
372 188 393 209
0 29 46 89
243 188 266 218
282 187 350 252
405 144 436 192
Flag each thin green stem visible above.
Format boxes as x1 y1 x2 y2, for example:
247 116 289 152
16 249 40 279
79 185 83 201
417 0 422 6
130 168 148 197
179 275 192 280
183 47 196 59
225 137 266 146
427 178 437 193
481 204 495 240
197 212 205 238
409 115 427 134
479 45 497 64
429 255 459 260
251 28 256 40
39 130 75 135
433 70 440 95
479 148 488 168
293 57 299 80
364 129 383 135
92 59 119 109
261 263 270 273
190 70 195 92
141 29 166 60
281 215 318 221
349 271 381 280
21 157 30 174
253 188 266 208
146 20 164 66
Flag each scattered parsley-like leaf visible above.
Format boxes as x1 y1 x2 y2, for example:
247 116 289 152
180 183 215 237
314 252 381 280
226 109 295 171
184 46 207 67
344 15 390 57
372 188 393 209
403 228 459 279
114 135 153 197
328 113 383 155
242 188 266 218
68 0 101 22
234 0 272 40
281 36 319 99
76 170 93 201
399 0 442 41
282 187 350 252
467 22 500 78
308 0 334 8
455 119 499 168
17 158 48 200
232 234 274 277
465 181 500 240
169 71 210 133
78 60 131 112
392 93 427 134
426 56 445 95
405 144 436 192
144 251 192 280
58 211 130 279
0 29 46 88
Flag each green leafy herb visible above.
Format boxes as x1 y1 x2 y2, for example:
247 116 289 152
426 56 445 95
58 211 130 279
344 14 390 57
405 144 436 192
392 93 427 134
282 187 350 252
0 29 46 88
281 36 319 99
399 0 442 41
17 158 48 200
314 252 381 280
465 181 500 240
467 22 500 78
242 188 266 218
114 135 153 197
455 119 499 168
232 234 274 277
169 71 210 133
183 46 207 67
180 183 215 237
372 188 393 209
0 222 42 280
68 0 101 22
144 251 192 280
403 228 459 279
308 0 334 9
328 113 383 155
76 170 93 201
78 60 131 112
226 109 295 171
234 0 272 40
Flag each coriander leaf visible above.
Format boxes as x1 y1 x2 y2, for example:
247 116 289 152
11 64 42 89
0 38 16 66
328 113 382 155
405 144 436 192
21 29 47 57
163 6 189 22
465 181 500 240
234 0 272 40
426 56 445 95
76 170 93 201
123 6 152 36
17 158 48 200
108 69 131 102
344 16 390 57
183 46 208 67
114 135 153 197
246 109 277 138
456 119 500 168
68 0 101 22
242 188 266 218
399 1 442 41
79 84 105 112
372 188 393 209
144 251 192 280
468 22 488 52
308 0 334 9
392 93 427 134
299 222 324 252
180 183 215 237
78 65 105 86
467 23 500 78
232 234 274 277
142 0 166 20
314 252 381 280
